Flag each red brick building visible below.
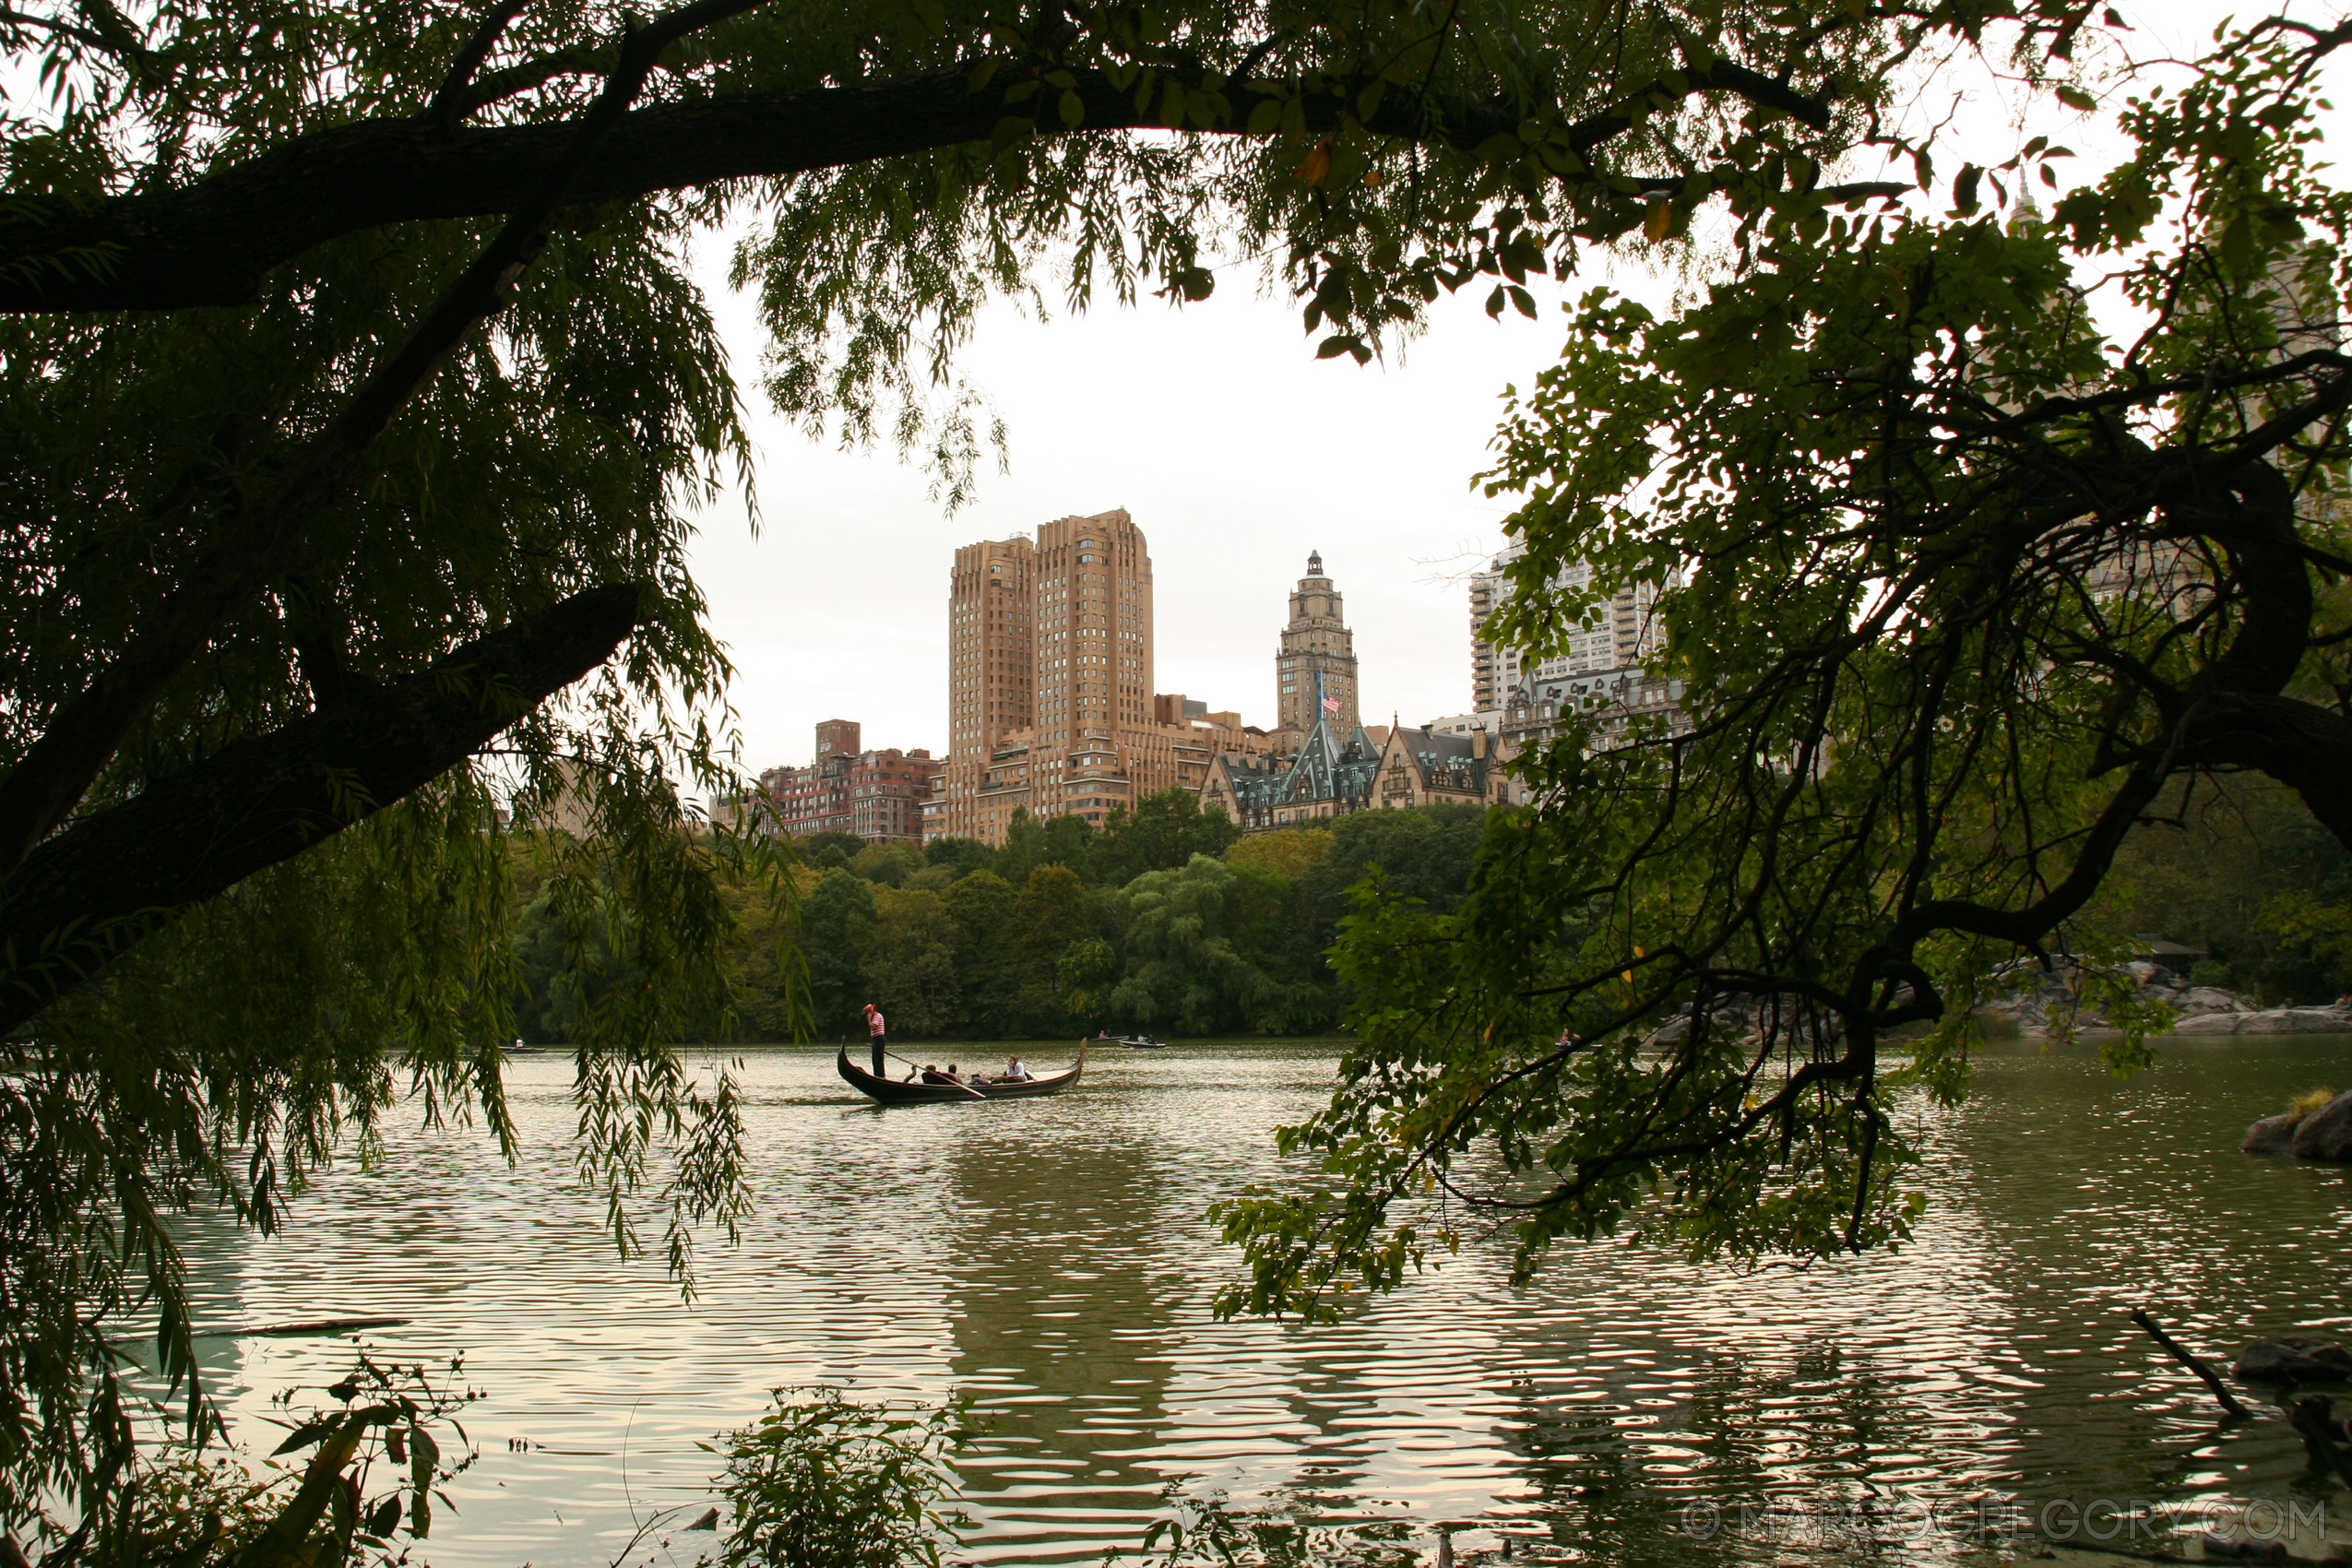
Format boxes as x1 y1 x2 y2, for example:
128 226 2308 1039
758 719 942 845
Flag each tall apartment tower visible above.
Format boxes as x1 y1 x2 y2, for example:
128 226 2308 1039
1468 562 1507 710
1470 540 1670 703
1276 552 1359 732
947 536 1036 761
1033 509 1154 742
939 508 1218 844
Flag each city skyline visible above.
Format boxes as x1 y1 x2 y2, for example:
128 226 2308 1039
682 247 1561 778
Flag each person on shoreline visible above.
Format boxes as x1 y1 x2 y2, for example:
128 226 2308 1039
862 1003 886 1076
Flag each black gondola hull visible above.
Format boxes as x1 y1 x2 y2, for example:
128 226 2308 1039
836 1046 1085 1104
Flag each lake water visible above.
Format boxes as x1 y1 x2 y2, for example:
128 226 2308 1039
172 1037 2352 1566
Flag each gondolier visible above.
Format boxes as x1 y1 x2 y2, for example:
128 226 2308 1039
862 1003 886 1076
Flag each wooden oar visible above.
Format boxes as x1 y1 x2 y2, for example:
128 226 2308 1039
880 1047 984 1099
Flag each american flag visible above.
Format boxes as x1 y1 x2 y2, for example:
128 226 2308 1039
1322 694 1341 713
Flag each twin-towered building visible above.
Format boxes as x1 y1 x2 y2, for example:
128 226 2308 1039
933 509 1275 845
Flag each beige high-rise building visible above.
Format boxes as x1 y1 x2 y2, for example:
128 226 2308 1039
1034 509 1154 743
937 509 1273 845
946 536 1036 763
1276 551 1359 732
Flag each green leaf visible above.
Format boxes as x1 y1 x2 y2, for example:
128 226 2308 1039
1058 89 1085 130
1952 163 1982 216
409 1421 440 1537
270 1414 343 1456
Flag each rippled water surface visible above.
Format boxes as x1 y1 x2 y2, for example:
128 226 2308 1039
173 1037 2352 1565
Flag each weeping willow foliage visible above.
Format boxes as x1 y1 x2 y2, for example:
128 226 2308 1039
0 0 2100 1545
0 7 778 1544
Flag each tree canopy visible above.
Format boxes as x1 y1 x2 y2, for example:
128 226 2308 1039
0 0 2112 1548
1217 12 2352 1321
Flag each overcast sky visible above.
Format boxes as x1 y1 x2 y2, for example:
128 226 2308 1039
679 1 2306 775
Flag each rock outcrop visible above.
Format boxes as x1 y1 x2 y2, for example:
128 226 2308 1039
1979 959 2352 1039
2290 1090 2352 1160
2178 1005 2352 1036
2231 1336 2352 1385
1643 999 1839 1048
2242 1114 2303 1156
2242 1089 2352 1161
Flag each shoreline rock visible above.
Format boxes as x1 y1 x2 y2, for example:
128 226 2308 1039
2231 1336 2352 1385
2242 1114 2302 1156
2290 1090 2352 1160
2175 1004 2352 1036
2243 1088 2352 1162
1978 958 2352 1039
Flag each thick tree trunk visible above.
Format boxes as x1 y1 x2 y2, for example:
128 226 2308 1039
0 584 640 1036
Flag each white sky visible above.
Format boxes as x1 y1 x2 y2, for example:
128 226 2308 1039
679 0 2312 775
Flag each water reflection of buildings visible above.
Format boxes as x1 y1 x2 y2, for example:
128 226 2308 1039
928 1094 1191 1561
926 1067 1412 1560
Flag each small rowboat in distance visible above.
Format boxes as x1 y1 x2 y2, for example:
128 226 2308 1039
837 1043 1085 1105
1117 1035 1170 1049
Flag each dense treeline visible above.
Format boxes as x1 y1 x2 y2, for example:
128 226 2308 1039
2098 777 2352 1004
511 793 1491 1043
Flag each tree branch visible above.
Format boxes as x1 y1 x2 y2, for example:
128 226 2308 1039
0 583 643 1038
423 0 533 125
0 58 1836 313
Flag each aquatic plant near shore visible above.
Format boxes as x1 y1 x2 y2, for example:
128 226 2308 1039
702 1388 973 1568
2287 1087 2339 1122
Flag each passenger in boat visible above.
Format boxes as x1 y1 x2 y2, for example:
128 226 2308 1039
863 1003 887 1076
919 1063 949 1084
1002 1055 1032 1082
944 1063 965 1085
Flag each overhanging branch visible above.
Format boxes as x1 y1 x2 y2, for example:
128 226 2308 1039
0 57 1839 313
0 583 644 1038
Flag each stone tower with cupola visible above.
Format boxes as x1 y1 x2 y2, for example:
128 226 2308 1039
1276 551 1360 733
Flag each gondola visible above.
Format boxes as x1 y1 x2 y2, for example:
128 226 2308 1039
837 1042 1086 1105
1116 1035 1169 1049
